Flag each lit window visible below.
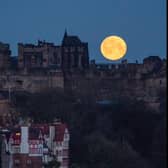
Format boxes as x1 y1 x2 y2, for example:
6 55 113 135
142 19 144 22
16 132 20 136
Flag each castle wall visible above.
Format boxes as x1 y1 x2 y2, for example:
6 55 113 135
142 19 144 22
0 73 64 93
18 42 62 69
64 71 166 112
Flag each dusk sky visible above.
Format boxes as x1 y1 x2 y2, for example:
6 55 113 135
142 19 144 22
0 0 166 63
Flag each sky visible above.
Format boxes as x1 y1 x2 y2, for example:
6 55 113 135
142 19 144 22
0 0 166 63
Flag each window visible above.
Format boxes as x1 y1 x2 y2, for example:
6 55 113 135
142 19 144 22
78 47 84 52
64 47 69 52
70 47 75 52
56 150 58 155
160 80 162 85
63 141 69 148
14 159 20 165
12 146 20 153
64 133 69 139
62 158 69 166
63 149 69 157
16 80 23 85
27 160 32 164
39 147 43 154
70 54 75 66
58 142 62 146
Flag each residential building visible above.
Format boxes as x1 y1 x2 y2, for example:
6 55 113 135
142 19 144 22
1 121 70 168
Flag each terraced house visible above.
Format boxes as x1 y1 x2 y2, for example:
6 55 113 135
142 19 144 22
1 121 70 168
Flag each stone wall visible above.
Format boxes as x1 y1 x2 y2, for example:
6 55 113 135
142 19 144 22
0 73 64 93
64 69 166 112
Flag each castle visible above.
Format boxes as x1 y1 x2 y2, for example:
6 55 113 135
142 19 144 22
0 32 166 112
17 30 89 71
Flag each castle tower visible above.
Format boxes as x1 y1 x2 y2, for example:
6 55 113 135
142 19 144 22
61 30 89 71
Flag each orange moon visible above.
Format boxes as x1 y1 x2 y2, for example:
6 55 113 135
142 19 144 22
100 35 127 61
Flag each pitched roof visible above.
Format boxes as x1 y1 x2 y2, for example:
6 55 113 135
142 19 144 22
31 124 49 135
62 31 82 46
62 36 82 46
8 123 68 143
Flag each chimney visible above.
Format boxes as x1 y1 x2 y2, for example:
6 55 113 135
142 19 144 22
48 126 55 149
20 126 29 154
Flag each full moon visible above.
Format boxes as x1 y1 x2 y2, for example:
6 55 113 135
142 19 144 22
100 35 127 61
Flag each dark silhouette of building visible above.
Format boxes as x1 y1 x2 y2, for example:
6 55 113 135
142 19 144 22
61 30 89 71
143 56 163 73
10 56 18 70
18 41 62 69
17 31 89 71
0 42 11 70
